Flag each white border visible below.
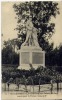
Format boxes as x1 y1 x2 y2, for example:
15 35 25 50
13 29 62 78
0 0 62 100
1 0 62 1
0 1 1 100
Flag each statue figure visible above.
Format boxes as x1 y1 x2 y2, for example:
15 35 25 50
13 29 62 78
22 16 39 47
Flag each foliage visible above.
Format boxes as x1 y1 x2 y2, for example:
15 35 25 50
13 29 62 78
46 45 62 69
2 40 62 71
13 1 59 49
2 41 19 65
2 65 62 85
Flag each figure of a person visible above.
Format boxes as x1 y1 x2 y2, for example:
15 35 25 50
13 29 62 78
22 16 39 47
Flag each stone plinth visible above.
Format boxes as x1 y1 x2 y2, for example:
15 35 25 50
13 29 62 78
18 46 45 70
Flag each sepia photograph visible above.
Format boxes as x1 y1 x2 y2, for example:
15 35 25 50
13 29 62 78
1 1 62 99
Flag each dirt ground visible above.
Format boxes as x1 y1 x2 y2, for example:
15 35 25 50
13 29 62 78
2 83 62 94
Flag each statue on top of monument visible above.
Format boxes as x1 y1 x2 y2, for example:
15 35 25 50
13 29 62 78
22 16 39 47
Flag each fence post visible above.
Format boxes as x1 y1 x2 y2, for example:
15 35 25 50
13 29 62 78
16 77 20 91
28 77 31 93
59 75 61 91
31 78 34 93
33 84 34 94
57 81 59 93
3 77 6 91
60 78 61 91
17 83 20 90
56 75 59 93
4 83 6 91
23 76 27 92
39 78 41 93
25 79 27 92
7 82 10 91
50 80 53 94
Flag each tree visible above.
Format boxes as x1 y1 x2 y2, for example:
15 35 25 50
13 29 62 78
55 45 62 72
13 1 59 50
2 40 19 65
58 45 62 66
45 45 62 71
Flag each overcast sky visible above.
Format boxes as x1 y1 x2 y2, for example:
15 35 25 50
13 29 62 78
1 1 62 47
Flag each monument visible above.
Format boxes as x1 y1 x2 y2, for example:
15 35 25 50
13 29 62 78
18 16 45 70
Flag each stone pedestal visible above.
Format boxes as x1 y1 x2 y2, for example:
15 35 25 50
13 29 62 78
18 46 45 70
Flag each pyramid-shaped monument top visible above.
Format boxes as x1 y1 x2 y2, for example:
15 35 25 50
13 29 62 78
21 17 39 47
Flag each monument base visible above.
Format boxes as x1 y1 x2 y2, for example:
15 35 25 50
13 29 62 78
18 46 45 70
18 64 44 70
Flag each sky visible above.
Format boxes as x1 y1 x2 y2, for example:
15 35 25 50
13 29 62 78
1 1 62 48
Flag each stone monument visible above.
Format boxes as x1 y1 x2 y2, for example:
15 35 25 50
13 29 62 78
18 16 45 70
